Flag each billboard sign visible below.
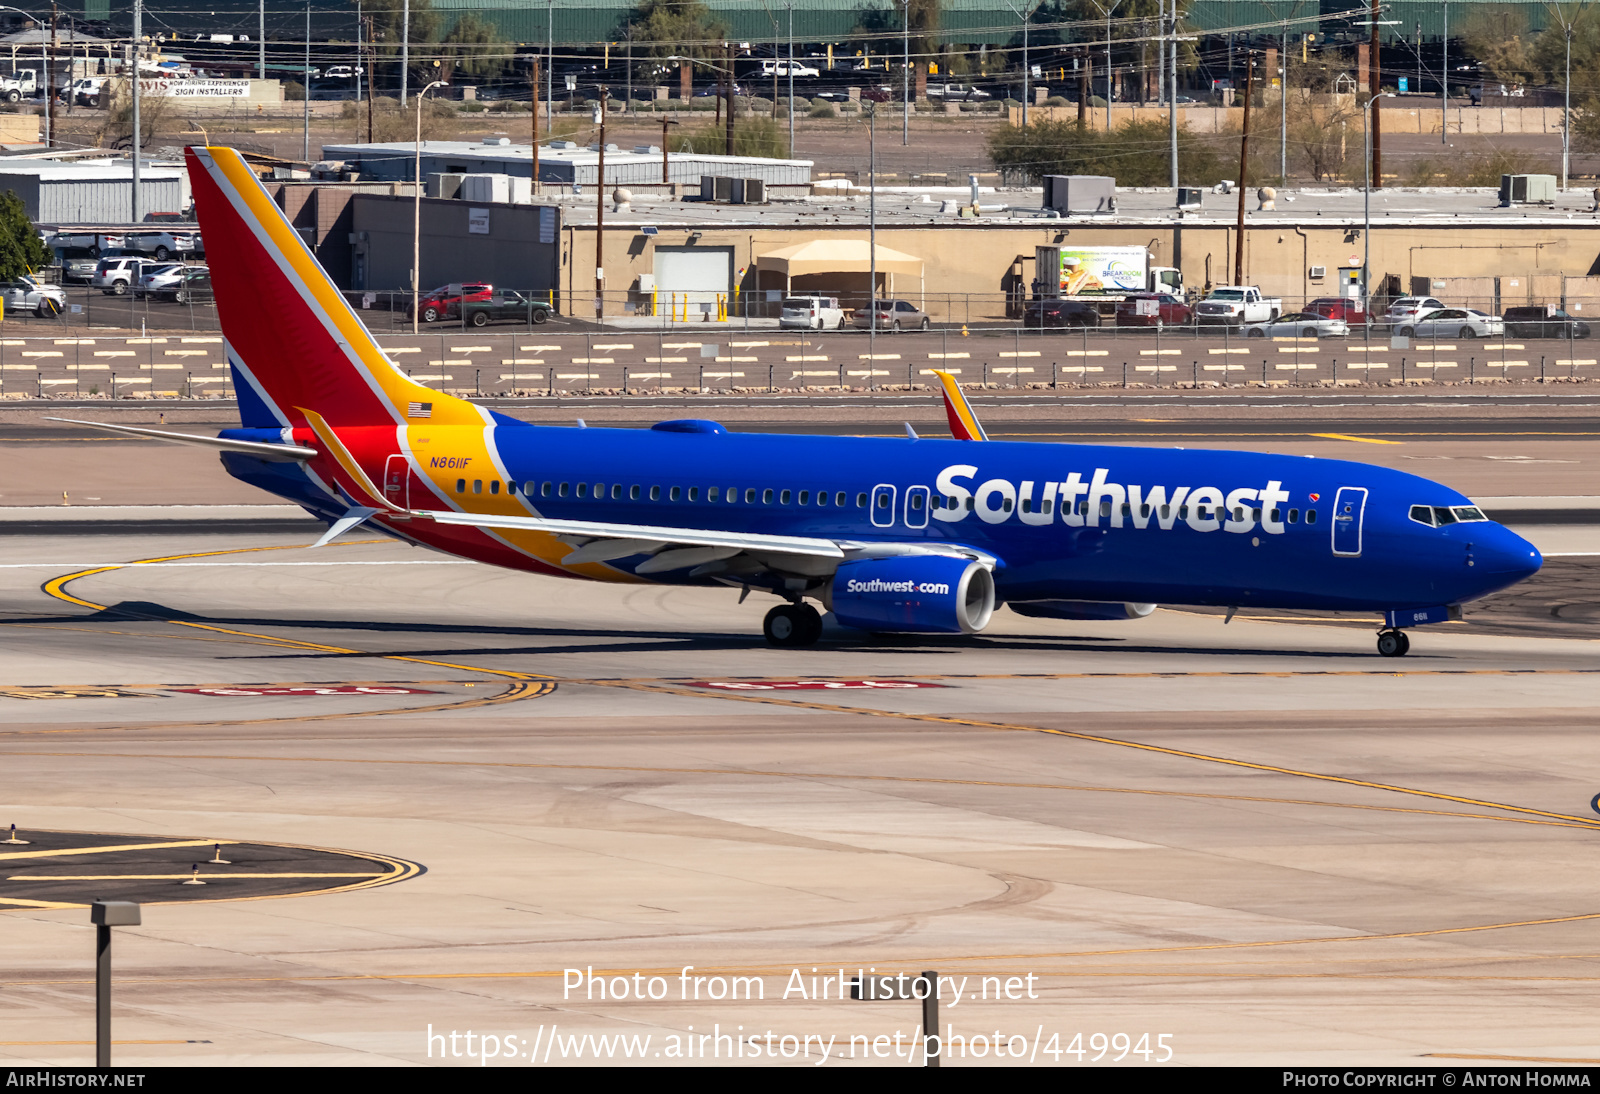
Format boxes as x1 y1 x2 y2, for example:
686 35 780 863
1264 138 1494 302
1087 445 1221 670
139 79 252 98
1053 247 1149 295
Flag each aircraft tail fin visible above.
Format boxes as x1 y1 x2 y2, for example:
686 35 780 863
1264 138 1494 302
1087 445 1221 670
931 368 988 441
185 144 483 431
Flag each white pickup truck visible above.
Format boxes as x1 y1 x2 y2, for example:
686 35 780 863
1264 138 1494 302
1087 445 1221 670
1195 285 1282 328
0 69 36 103
759 59 819 78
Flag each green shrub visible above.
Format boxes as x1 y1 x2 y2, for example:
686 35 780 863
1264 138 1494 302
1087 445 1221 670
808 100 836 117
459 100 487 112
1045 95 1070 107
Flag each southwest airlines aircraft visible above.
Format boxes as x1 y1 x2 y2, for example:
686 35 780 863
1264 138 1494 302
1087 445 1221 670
59 146 1542 657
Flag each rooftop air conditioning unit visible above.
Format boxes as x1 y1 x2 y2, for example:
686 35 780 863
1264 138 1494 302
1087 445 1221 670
1041 174 1116 213
1500 173 1557 206
1176 186 1203 210
744 178 767 204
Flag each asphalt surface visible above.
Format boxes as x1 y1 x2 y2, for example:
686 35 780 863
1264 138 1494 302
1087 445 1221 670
6 530 1600 1066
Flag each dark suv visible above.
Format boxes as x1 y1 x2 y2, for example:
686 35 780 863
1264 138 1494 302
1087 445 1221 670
1024 298 1100 328
1503 305 1591 339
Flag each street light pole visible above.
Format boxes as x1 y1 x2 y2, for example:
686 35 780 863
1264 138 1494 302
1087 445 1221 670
411 79 445 334
400 0 409 101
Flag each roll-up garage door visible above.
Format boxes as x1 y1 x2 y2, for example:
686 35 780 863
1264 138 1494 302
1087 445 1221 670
653 246 733 306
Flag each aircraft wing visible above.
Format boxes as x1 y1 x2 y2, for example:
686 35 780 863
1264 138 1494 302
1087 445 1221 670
421 508 845 560
417 509 997 572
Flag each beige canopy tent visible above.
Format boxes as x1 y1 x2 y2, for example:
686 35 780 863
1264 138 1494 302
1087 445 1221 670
754 239 925 307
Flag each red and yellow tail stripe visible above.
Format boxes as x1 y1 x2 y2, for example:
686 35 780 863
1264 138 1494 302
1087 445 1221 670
931 369 988 441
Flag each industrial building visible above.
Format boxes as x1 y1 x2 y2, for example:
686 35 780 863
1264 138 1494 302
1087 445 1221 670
341 178 1600 321
0 160 185 222
323 140 813 190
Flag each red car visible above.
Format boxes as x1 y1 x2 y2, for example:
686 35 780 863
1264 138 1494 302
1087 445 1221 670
1307 296 1368 325
409 282 493 323
1114 292 1191 328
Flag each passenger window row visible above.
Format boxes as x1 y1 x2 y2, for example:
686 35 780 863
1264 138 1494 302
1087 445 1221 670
454 478 869 508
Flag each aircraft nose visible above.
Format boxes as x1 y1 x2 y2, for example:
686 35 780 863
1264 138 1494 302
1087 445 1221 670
1475 525 1543 583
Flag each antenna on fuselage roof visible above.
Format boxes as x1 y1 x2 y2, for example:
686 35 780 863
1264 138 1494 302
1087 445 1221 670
930 369 988 441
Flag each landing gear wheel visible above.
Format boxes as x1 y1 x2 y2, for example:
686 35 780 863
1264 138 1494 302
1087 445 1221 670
763 603 822 647
1376 629 1410 657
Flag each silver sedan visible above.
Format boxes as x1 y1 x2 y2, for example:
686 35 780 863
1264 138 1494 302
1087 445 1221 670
1244 312 1349 339
1398 308 1504 339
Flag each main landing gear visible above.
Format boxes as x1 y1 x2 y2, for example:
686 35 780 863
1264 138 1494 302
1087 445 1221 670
764 602 822 647
1376 629 1411 658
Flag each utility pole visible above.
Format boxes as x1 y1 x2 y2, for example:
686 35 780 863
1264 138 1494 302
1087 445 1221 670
1234 58 1252 286
45 2 54 149
1168 0 1178 188
787 1 795 156
725 42 734 155
546 0 553 127
303 1 310 163
1077 48 1087 128
356 1 362 107
1441 0 1448 144
1369 4 1381 190
901 0 909 145
1280 20 1288 183
365 15 374 142
532 56 541 190
258 0 264 78
868 101 876 363
595 88 606 319
401 0 409 101
131 0 141 222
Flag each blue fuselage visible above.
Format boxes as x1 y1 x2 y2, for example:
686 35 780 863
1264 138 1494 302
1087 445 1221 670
222 420 1542 612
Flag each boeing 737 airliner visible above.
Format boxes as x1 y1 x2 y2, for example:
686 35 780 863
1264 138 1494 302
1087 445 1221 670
58 146 1542 656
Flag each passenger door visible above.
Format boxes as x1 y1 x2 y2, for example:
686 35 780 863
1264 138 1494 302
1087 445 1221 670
1331 486 1368 557
871 484 897 528
904 485 930 529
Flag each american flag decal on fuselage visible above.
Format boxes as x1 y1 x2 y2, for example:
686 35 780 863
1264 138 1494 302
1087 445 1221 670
408 402 432 419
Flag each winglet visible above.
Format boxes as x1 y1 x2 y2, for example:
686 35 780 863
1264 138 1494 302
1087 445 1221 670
931 369 988 441
296 407 403 512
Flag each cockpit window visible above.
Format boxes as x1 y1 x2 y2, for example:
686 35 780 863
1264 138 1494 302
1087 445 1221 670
1426 505 1488 526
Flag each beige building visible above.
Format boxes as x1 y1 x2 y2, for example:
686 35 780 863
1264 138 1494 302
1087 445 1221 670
539 185 1600 319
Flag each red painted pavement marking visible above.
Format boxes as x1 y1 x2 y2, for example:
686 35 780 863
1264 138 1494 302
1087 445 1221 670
171 686 441 696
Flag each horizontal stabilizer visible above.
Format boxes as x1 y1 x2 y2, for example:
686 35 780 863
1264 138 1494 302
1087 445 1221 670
44 417 317 460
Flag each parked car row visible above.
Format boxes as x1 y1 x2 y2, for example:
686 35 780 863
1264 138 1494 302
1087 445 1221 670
406 282 557 326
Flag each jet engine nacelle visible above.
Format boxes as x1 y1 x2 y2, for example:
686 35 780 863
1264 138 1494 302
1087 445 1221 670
1010 600 1157 621
831 556 996 634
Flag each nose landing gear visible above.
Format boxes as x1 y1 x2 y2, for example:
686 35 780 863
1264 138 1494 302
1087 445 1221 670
1376 629 1411 658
